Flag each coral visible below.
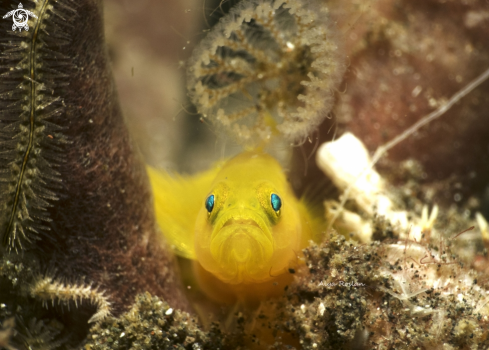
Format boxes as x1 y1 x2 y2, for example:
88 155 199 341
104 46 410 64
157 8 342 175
316 132 479 244
0 0 74 251
187 0 345 145
279 234 489 349
85 293 224 350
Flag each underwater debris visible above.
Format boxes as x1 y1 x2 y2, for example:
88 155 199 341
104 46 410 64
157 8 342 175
187 0 344 145
476 212 489 244
0 317 15 350
282 235 489 349
317 53 489 242
0 315 69 350
85 292 224 350
15 317 67 350
317 132 440 242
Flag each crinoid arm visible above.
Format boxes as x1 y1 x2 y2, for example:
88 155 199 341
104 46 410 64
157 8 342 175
30 276 112 323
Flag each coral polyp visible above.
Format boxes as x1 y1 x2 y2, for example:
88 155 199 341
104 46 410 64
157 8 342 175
187 0 344 145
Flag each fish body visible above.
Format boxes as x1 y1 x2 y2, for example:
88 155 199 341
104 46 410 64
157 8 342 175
147 150 323 303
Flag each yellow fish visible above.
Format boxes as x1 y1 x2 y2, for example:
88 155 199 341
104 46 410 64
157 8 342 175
147 150 323 304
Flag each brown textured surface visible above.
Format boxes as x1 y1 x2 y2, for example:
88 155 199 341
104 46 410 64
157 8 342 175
21 0 190 315
291 0 489 207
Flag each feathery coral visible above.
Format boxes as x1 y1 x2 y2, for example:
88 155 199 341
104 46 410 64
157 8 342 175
187 0 344 145
0 0 76 251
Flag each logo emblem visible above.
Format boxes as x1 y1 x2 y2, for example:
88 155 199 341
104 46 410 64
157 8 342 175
3 3 37 32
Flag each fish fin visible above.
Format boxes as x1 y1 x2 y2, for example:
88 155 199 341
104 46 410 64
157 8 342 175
298 176 339 244
298 197 326 246
147 164 222 259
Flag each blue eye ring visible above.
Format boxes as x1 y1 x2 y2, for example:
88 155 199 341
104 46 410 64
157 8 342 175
205 194 215 213
270 193 282 212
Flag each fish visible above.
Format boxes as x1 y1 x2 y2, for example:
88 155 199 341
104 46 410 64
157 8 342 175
147 150 324 304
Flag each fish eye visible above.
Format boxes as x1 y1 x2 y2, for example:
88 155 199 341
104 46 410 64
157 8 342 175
270 193 282 212
205 194 215 213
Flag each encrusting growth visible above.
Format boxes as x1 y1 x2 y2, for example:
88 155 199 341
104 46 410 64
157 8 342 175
188 0 344 145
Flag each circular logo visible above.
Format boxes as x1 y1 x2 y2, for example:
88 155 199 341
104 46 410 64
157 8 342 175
3 3 38 32
12 8 29 29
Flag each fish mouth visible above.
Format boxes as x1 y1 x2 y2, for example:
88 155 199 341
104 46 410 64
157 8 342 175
222 218 260 230
210 216 274 283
